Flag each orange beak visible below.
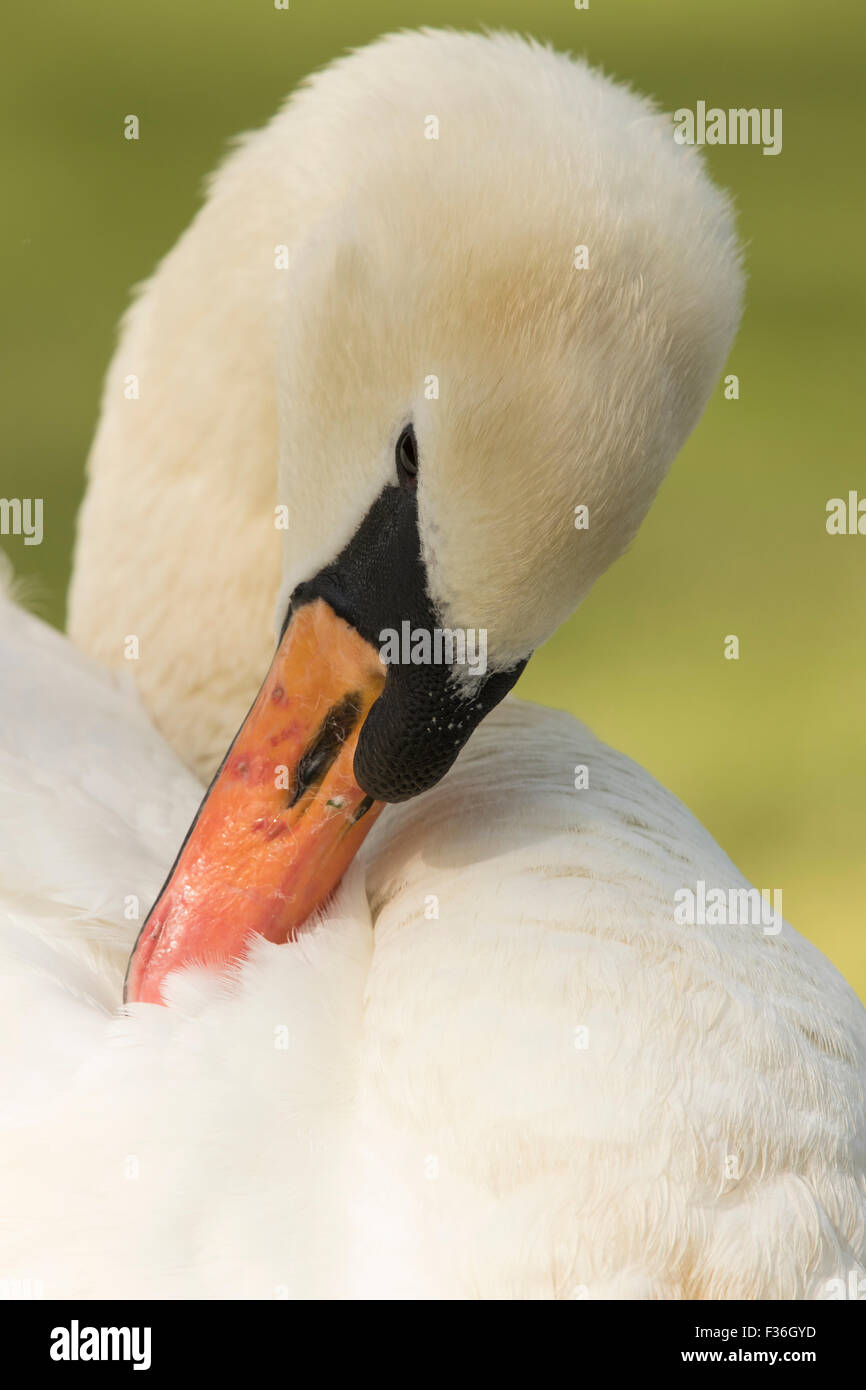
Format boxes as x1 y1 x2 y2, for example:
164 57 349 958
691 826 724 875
124 599 387 1005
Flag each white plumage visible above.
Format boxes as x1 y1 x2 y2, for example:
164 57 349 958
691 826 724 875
1 30 864 1299
2 581 864 1298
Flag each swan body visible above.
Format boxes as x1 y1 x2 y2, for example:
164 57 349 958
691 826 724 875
2 583 864 1298
1 30 864 1298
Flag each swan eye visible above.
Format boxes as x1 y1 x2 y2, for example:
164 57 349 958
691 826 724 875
395 425 418 491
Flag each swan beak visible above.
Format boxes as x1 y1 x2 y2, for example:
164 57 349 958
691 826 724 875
124 599 387 1005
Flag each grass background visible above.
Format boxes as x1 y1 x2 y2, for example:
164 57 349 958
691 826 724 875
2 0 864 994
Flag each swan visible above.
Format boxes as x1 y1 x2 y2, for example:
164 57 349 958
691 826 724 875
1 28 864 1299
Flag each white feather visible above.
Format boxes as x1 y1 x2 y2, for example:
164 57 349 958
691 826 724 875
3 31 863 1301
1 588 863 1298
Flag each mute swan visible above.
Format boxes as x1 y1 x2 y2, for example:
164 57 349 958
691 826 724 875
1 29 863 1299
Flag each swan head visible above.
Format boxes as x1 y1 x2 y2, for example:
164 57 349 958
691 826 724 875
268 30 742 798
125 30 743 1003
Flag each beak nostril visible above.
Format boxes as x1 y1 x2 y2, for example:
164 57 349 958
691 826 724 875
350 793 376 825
287 691 363 808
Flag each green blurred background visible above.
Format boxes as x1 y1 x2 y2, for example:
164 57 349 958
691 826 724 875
3 1 864 993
